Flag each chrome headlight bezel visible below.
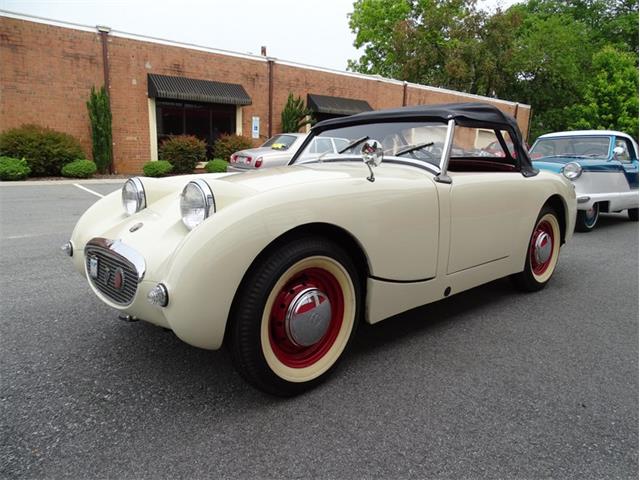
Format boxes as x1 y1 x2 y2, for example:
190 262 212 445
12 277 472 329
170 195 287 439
122 177 146 215
562 162 582 180
180 179 216 230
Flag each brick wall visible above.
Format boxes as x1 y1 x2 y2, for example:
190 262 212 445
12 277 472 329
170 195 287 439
0 15 532 174
0 17 103 158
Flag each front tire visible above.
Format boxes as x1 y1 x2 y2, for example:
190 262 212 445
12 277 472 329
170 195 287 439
628 208 638 221
575 203 599 232
228 237 360 396
510 206 561 292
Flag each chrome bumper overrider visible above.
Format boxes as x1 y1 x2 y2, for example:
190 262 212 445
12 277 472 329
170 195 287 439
84 238 146 306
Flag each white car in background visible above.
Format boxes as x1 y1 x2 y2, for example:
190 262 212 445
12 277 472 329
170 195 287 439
227 133 349 172
530 130 639 231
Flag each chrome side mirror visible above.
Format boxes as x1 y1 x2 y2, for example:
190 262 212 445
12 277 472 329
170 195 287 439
361 140 383 182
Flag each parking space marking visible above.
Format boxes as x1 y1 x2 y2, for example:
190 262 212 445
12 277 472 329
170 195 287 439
73 183 104 198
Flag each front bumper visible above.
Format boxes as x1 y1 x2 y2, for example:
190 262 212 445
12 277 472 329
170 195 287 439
575 191 639 211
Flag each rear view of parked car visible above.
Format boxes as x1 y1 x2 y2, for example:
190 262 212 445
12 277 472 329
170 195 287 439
227 133 349 172
530 130 639 231
227 133 306 172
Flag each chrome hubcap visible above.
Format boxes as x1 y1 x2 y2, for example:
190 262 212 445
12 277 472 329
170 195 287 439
534 232 552 265
285 288 332 347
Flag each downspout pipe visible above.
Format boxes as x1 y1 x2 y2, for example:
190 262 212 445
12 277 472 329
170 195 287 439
267 57 274 138
97 25 114 173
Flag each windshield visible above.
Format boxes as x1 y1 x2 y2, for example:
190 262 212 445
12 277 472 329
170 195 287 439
530 136 611 159
261 134 299 151
294 121 450 167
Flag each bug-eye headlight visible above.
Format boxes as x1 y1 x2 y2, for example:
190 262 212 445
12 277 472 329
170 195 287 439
122 177 146 215
562 162 582 180
180 179 215 230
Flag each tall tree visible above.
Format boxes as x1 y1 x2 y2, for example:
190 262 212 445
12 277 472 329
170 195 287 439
567 46 639 136
347 0 638 140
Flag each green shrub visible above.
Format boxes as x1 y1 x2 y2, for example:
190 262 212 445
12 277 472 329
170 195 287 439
143 160 174 177
213 134 254 161
205 158 229 173
0 156 31 181
0 124 86 176
61 159 97 178
159 135 206 174
86 86 113 173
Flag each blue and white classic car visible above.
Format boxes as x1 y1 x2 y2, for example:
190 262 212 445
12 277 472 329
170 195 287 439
530 130 639 231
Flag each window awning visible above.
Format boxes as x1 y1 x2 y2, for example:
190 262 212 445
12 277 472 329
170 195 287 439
147 74 252 106
307 94 372 116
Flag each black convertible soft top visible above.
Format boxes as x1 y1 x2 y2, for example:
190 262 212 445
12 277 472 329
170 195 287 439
311 102 535 175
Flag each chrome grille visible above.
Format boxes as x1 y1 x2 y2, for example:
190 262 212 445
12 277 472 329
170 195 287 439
85 245 139 305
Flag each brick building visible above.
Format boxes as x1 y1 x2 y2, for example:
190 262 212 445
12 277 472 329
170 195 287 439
0 12 532 174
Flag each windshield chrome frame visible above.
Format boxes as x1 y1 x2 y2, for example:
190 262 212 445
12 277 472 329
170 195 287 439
435 119 455 184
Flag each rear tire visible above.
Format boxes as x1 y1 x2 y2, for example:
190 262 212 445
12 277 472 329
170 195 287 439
575 203 599 232
628 208 638 221
510 206 561 292
227 237 360 396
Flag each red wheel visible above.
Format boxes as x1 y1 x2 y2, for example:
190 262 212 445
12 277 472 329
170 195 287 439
268 267 345 368
228 238 360 396
511 206 561 291
529 219 555 277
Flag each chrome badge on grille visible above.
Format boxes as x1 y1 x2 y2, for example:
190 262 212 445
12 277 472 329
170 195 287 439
89 256 99 279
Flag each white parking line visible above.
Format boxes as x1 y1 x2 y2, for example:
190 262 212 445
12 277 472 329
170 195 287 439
73 183 104 198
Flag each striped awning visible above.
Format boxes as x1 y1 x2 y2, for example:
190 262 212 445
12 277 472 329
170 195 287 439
147 73 252 105
307 94 372 116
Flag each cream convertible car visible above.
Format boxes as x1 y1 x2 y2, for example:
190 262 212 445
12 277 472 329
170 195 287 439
64 103 576 396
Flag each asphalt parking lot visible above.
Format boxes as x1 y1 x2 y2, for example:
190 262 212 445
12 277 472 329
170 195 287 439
1 180 638 479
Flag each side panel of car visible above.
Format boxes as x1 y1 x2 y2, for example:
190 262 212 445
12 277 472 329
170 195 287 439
159 167 440 349
367 170 576 324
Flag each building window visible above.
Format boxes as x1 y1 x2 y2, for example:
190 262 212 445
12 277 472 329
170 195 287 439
156 100 236 155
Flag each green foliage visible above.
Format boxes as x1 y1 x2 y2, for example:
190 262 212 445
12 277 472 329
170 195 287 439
86 86 113 174
205 158 229 173
0 156 31 181
348 0 639 140
281 93 313 133
61 159 97 178
143 160 174 177
0 124 86 176
567 46 639 136
212 134 254 160
159 135 206 174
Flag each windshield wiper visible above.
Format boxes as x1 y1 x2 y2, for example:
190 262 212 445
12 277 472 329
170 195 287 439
396 142 434 157
315 136 370 163
338 136 370 154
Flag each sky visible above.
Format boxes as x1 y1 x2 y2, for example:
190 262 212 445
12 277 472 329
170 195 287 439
1 0 520 72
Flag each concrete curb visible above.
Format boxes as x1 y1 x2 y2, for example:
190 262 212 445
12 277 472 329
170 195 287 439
0 179 128 186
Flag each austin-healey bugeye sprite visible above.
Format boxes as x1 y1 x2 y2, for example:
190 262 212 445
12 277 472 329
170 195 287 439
64 103 577 396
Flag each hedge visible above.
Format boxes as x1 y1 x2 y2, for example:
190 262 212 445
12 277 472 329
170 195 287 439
61 159 97 178
205 159 229 173
0 124 86 176
0 156 31 181
143 160 174 177
159 135 206 174
212 134 253 161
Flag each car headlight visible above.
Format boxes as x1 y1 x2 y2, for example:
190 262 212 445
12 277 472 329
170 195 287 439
562 162 582 180
122 177 146 215
180 179 215 230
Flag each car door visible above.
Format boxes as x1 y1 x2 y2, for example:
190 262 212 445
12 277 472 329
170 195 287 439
445 127 530 274
614 136 639 190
